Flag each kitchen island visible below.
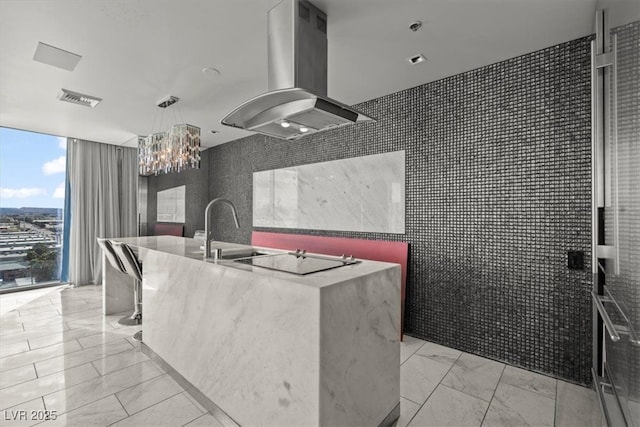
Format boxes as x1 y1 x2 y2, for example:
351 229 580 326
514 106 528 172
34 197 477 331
103 236 400 427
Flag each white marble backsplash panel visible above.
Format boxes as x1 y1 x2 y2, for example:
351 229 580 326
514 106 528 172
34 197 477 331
253 151 405 233
156 185 185 223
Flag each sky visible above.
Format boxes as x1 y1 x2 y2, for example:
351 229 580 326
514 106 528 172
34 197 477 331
0 127 66 209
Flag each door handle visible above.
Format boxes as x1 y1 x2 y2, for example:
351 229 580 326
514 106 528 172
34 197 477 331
592 291 620 342
592 289 640 345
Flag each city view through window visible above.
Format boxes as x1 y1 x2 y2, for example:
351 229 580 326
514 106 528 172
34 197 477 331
0 127 66 291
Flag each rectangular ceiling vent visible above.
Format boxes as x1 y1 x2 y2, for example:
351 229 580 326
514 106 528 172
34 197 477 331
58 88 102 108
33 42 82 71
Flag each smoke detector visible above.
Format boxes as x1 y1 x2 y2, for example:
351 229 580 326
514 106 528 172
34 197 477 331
57 88 102 108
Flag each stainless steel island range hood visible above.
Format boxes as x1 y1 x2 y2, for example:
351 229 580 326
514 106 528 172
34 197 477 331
220 0 374 140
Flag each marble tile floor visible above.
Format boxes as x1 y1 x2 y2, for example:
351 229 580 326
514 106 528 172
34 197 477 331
1 285 602 427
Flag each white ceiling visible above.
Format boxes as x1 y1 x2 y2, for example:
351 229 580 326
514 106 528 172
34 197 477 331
0 0 601 149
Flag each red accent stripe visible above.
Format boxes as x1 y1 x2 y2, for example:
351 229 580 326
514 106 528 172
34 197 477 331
252 231 408 339
153 223 184 237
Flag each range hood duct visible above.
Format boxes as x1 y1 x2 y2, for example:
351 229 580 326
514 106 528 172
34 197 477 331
221 0 374 140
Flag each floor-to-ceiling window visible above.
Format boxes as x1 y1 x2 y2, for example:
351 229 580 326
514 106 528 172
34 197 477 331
0 127 67 292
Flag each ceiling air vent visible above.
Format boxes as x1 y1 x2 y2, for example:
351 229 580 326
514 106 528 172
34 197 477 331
58 88 102 108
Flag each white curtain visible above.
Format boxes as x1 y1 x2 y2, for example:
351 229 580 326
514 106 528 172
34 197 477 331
67 139 137 286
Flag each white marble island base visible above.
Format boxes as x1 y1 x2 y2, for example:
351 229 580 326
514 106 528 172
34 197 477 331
108 236 400 427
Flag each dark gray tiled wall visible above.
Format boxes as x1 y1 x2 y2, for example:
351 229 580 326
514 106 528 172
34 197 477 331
146 152 210 238
209 36 593 385
151 36 594 384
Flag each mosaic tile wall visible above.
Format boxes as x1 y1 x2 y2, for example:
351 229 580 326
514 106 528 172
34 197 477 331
150 36 594 384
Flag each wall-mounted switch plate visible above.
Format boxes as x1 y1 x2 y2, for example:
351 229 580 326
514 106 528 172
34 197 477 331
568 251 585 270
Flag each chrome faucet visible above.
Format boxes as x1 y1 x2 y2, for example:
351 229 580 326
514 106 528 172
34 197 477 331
204 198 240 259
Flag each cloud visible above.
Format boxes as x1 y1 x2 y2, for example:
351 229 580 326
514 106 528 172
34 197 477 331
42 156 66 175
1 187 46 198
53 182 66 199
57 137 67 150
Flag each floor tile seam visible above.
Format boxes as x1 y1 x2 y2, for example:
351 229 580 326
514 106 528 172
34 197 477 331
177 391 210 426
8 335 84 357
400 341 427 366
400 395 423 406
57 305 104 318
36 332 113 352
113 391 132 417
183 413 210 427
0 342 31 359
90 350 151 376
412 351 460 371
47 336 136 367
76 332 130 350
14 298 56 313
0 327 73 344
406 350 463 427
64 318 108 330
21 321 71 333
0 340 85 375
479 363 506 426
46 343 144 377
0 323 25 336
105 391 195 427
403 396 425 426
93 358 163 380
0 363 37 390
178 402 209 427
0 393 45 413
17 299 58 310
41 389 120 419
501 378 558 402
0 326 22 335
24 397 49 427
20 324 71 335
123 386 184 417
0 361 102 411
57 306 104 320
3 311 60 325
82 348 148 377
39 360 163 417
16 310 62 320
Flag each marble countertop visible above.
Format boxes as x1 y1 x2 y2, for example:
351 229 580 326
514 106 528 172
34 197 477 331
114 235 398 289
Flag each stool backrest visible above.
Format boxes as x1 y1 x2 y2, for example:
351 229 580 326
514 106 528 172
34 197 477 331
112 242 142 282
97 238 126 274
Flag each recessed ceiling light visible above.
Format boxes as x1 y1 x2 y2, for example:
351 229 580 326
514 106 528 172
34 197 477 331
210 130 220 134
33 42 82 71
57 88 101 108
407 54 426 65
280 121 290 128
299 127 309 133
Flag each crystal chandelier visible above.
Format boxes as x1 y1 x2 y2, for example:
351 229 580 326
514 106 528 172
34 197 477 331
139 96 201 176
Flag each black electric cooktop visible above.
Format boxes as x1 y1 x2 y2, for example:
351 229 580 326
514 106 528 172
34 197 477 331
234 251 359 275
